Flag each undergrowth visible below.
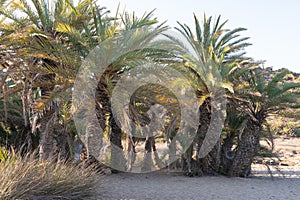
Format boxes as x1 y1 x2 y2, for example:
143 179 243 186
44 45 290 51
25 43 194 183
0 147 100 200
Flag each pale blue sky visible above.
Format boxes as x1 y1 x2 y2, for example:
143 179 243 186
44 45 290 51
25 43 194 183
103 0 300 73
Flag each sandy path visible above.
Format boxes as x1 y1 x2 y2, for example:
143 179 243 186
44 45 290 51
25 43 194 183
99 171 300 200
97 137 300 200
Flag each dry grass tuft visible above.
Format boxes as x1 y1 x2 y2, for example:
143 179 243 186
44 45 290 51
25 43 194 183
0 148 100 200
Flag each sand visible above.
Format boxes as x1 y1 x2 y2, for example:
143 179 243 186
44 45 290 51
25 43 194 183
99 171 300 200
98 137 300 200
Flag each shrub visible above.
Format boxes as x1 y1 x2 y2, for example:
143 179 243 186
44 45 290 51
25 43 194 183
0 148 100 200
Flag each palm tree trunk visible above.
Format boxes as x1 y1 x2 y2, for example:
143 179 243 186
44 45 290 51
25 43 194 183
198 99 216 174
2 83 8 122
219 132 235 175
96 84 126 171
228 119 261 177
39 110 56 160
110 116 126 171
141 136 154 172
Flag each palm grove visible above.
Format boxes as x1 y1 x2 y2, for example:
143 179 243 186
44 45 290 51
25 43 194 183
0 0 300 178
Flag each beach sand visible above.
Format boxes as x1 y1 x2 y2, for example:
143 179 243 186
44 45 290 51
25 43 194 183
99 137 300 200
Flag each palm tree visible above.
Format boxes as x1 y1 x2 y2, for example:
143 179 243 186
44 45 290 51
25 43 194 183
0 0 112 158
173 14 259 175
90 12 172 171
225 68 300 176
1 0 173 168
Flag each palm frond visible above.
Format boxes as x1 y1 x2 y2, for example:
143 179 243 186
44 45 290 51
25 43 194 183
265 69 290 92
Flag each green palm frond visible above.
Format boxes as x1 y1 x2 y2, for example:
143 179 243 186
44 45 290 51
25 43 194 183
265 69 290 92
267 91 299 109
236 67 300 122
120 9 160 30
268 82 300 99
173 14 257 99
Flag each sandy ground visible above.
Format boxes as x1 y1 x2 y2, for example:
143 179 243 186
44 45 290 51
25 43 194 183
98 137 300 200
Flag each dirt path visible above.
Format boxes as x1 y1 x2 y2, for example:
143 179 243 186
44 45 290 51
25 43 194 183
98 137 300 200
100 172 300 200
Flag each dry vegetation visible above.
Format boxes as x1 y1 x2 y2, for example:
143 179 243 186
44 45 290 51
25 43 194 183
0 148 99 200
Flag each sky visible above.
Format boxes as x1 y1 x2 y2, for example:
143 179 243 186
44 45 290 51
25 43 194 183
102 0 300 73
